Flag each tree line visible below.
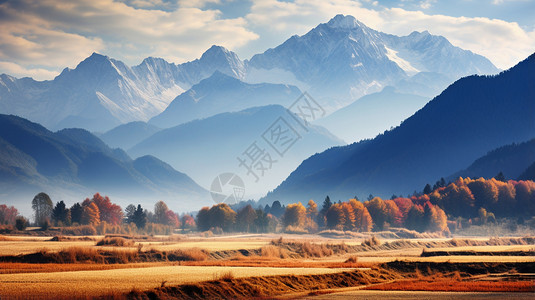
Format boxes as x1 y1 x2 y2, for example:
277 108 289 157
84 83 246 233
1 177 533 235
1 192 196 234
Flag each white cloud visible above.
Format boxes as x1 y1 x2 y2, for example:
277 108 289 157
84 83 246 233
492 0 529 4
378 8 535 69
0 61 59 80
0 0 258 79
179 0 221 8
1 0 534 80
246 0 535 69
419 0 436 9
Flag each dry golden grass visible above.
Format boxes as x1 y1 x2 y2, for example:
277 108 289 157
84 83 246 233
366 278 534 292
0 240 96 255
0 265 356 298
0 262 173 274
96 237 135 247
181 258 374 269
138 239 269 251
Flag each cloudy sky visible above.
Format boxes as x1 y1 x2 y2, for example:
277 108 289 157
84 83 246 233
1 0 534 80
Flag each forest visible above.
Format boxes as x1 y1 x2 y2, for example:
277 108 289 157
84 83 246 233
1 177 534 236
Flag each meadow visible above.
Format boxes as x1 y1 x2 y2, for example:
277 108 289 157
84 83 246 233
0 233 533 299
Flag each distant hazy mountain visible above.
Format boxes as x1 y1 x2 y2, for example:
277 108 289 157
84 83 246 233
99 121 161 150
150 71 302 128
247 14 499 111
262 53 535 205
316 87 429 143
130 105 343 197
0 46 246 132
451 139 535 181
0 114 209 211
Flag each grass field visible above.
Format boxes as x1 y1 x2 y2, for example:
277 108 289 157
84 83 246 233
0 233 533 299
0 265 355 298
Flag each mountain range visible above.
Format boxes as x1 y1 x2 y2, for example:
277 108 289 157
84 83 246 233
0 114 209 212
0 15 499 133
149 71 302 128
247 14 498 111
130 105 343 196
262 52 535 205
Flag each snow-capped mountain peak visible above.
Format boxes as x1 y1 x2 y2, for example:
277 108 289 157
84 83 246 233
327 14 364 29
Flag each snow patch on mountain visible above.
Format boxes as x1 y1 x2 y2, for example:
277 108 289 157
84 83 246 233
384 47 420 75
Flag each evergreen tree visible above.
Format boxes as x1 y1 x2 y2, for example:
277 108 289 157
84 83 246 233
423 184 432 195
494 171 506 182
70 203 83 224
133 204 147 229
317 196 332 227
124 204 136 224
52 201 71 226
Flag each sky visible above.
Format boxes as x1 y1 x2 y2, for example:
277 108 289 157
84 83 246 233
0 0 534 80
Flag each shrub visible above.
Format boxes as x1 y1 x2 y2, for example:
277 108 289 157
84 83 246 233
260 245 289 258
0 224 14 234
168 248 209 261
362 236 381 247
213 271 234 281
96 237 135 247
60 225 97 235
15 217 28 231
345 256 359 263
301 242 333 257
40 219 51 231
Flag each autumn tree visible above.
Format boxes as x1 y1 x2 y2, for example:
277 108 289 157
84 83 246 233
404 205 425 232
90 193 123 225
357 206 373 232
384 200 402 227
0 205 18 225
282 202 306 230
81 202 100 226
236 204 257 232
181 215 196 230
340 202 356 231
32 192 53 226
196 207 211 231
348 199 373 232
515 180 535 217
424 202 448 233
325 204 344 230
306 200 318 219
467 179 498 210
365 197 388 231
209 203 236 232
154 201 170 225
393 197 413 224
440 183 475 218
166 210 180 228
305 200 319 232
